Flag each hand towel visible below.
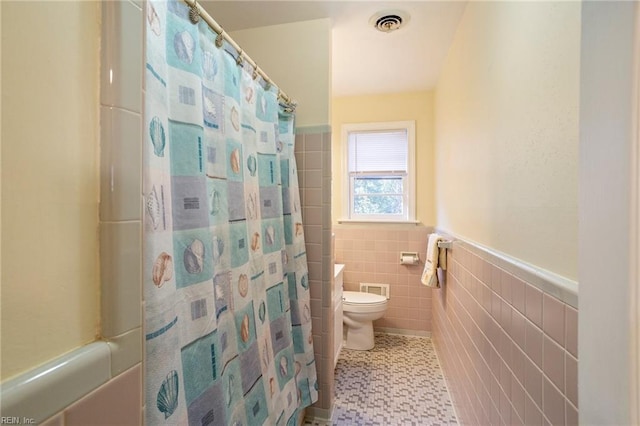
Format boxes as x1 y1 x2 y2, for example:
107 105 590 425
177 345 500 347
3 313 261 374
421 233 444 288
438 242 447 271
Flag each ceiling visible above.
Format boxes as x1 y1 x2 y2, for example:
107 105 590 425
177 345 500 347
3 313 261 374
199 1 467 97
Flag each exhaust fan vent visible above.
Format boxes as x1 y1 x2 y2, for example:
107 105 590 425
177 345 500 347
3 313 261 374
370 10 409 33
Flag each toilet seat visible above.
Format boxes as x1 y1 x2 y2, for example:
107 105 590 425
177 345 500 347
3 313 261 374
343 291 387 307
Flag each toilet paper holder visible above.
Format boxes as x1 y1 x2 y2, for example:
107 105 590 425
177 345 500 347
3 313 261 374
400 252 420 265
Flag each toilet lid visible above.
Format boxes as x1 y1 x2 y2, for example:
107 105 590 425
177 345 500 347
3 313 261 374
343 291 387 305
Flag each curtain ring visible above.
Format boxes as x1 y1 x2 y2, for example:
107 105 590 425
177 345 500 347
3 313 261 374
264 81 272 91
188 0 200 24
215 33 224 48
236 50 244 67
252 65 259 81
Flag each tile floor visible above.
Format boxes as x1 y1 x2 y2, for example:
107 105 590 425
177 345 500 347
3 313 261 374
323 333 458 426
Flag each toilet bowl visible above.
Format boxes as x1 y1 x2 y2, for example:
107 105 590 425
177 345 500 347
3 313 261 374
342 291 389 350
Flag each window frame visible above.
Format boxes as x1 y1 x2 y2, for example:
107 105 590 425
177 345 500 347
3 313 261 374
341 121 416 222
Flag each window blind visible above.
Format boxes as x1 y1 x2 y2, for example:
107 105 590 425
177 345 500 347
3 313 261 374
347 129 408 173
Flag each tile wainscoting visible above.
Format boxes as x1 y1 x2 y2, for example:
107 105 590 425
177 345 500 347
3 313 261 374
295 128 334 420
433 239 578 425
333 225 433 334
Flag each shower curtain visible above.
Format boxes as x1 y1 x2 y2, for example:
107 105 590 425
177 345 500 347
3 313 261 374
143 1 318 424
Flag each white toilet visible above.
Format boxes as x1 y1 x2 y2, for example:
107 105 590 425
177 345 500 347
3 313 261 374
342 290 389 350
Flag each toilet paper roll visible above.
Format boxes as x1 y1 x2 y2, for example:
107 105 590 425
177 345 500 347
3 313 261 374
401 255 417 265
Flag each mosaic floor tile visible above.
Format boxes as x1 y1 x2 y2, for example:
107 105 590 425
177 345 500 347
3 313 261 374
330 333 458 426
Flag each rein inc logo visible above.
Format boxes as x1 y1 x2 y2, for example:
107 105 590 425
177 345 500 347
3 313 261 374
0 418 35 425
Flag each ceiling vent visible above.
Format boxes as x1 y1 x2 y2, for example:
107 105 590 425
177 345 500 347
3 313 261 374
370 10 409 33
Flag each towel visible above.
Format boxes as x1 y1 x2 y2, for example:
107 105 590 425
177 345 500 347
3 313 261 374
421 233 445 288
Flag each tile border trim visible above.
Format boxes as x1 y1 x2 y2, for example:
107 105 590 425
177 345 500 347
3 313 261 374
0 343 111 423
437 228 579 308
0 331 141 423
295 125 332 135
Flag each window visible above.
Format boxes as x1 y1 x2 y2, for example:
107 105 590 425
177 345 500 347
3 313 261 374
342 121 416 222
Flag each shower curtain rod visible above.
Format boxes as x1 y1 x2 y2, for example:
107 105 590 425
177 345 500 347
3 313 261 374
183 0 296 109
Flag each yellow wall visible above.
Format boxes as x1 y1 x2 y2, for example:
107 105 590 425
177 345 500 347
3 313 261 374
332 91 435 225
435 2 580 280
230 19 332 128
1 1 101 380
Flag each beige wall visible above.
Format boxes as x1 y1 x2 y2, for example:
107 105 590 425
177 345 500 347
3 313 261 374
230 19 332 128
1 1 101 380
435 2 580 280
332 91 436 225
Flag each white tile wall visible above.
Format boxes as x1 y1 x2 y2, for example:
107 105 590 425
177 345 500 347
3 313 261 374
107 327 142 377
100 106 142 222
100 221 142 338
100 0 142 113
99 0 143 348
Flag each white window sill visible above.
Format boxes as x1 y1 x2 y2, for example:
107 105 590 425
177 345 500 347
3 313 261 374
337 219 421 225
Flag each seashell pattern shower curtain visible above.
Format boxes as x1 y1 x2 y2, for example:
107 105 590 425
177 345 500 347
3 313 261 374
143 1 318 424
